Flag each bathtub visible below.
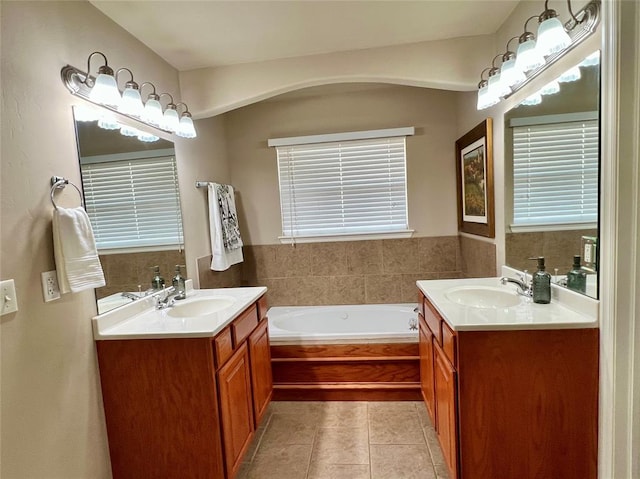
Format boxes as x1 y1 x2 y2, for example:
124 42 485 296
268 303 421 400
267 303 418 345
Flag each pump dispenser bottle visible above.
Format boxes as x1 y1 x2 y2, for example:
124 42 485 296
567 255 587 294
172 265 187 299
531 257 551 304
151 266 165 291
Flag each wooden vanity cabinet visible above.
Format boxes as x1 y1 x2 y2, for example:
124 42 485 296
418 290 598 479
96 294 272 479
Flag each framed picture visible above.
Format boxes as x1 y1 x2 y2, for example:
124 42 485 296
455 118 495 238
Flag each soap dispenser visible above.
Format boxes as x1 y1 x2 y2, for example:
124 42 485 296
531 257 551 304
567 255 587 294
150 266 165 291
172 265 187 299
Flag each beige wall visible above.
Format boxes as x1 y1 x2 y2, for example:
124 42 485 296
225 84 460 245
0 1 226 477
180 35 495 117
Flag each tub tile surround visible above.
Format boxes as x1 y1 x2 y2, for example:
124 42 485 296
241 237 464 306
459 235 497 278
237 401 448 479
197 254 243 288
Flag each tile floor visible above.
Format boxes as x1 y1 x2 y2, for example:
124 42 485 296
237 401 450 479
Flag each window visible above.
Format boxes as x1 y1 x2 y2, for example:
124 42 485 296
81 154 184 251
271 128 412 241
511 113 598 229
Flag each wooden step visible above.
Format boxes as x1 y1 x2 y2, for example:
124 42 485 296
272 382 421 401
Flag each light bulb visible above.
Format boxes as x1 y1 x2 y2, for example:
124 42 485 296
89 71 121 108
536 14 571 57
162 107 180 132
500 57 526 88
142 96 164 127
515 36 545 73
176 115 197 138
119 86 144 118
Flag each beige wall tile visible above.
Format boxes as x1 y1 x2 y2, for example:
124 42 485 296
382 238 421 274
258 277 298 306
329 275 366 305
345 240 383 275
365 274 404 303
460 236 497 278
418 236 459 272
310 242 348 276
399 273 438 303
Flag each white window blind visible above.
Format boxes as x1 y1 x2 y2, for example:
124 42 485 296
512 118 599 227
276 136 409 239
81 156 184 250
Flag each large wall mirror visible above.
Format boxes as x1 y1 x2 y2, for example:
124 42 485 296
72 106 187 313
504 52 600 299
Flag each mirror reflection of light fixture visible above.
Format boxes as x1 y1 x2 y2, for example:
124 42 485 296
521 91 543 106
558 65 582 82
61 51 197 139
540 79 561 95
476 0 600 111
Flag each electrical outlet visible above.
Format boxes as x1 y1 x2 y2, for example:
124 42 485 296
0 279 19 315
41 270 61 302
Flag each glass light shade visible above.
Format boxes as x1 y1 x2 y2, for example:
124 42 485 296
540 80 560 95
120 125 139 137
477 83 499 110
97 114 120 130
536 17 571 57
74 106 99 122
515 38 545 73
89 73 121 108
119 87 144 117
488 72 511 99
142 98 164 127
558 66 581 83
162 108 180 132
580 51 600 67
176 115 197 138
137 131 159 142
500 57 526 88
521 91 543 106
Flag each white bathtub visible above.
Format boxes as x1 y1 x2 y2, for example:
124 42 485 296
267 303 418 345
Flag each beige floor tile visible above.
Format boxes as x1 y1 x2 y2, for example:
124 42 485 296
311 427 369 465
422 425 446 466
307 463 371 479
370 444 437 479
259 414 318 449
316 401 368 428
369 411 425 445
415 402 434 430
268 401 325 417
368 401 420 415
434 462 451 479
247 444 312 479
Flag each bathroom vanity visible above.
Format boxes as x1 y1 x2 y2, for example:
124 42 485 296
92 287 272 479
416 278 598 479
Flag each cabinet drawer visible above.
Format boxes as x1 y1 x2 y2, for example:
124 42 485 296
442 321 456 367
214 327 234 367
257 295 269 322
233 304 259 346
423 298 443 345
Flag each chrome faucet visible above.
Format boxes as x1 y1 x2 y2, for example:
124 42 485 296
500 270 532 297
155 286 185 309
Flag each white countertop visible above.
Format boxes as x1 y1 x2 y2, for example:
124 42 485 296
92 286 267 340
416 277 598 332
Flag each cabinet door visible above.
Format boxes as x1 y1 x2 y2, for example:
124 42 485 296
419 315 436 425
218 342 255 479
248 319 273 426
434 342 458 479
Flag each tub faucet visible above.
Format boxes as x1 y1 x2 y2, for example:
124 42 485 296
500 271 532 297
408 318 418 331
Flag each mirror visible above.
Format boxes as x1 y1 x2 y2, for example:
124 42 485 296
73 107 187 314
504 52 600 298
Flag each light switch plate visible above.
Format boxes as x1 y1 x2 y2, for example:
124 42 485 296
41 270 61 302
0 279 19 315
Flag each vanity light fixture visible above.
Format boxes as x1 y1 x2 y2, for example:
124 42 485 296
540 79 561 95
61 51 197 139
476 0 600 111
521 91 543 106
558 65 582 82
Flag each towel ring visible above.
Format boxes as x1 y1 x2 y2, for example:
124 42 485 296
50 176 83 210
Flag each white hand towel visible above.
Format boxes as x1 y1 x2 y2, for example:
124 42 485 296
208 183 243 271
53 206 106 294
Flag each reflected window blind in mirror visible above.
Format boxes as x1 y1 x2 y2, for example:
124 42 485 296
511 112 599 229
275 136 409 239
81 155 184 250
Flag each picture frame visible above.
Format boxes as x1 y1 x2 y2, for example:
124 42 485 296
455 118 495 238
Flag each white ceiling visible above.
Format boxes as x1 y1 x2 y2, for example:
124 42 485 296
91 0 520 71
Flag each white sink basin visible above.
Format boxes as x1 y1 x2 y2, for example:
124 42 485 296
444 286 521 309
166 297 235 318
